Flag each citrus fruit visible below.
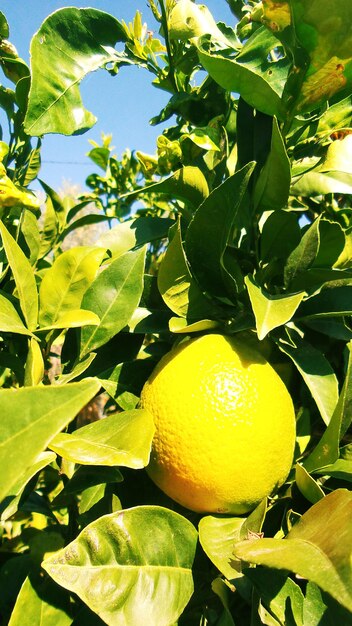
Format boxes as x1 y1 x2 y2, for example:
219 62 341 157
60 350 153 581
141 333 296 514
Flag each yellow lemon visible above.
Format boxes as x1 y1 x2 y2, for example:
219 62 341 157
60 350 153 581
141 333 296 514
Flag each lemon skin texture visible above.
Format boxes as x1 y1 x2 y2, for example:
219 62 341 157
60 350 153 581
141 333 296 515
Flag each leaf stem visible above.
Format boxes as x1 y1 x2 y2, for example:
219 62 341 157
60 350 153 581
158 0 178 93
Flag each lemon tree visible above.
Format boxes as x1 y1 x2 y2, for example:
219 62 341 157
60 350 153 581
1 2 352 625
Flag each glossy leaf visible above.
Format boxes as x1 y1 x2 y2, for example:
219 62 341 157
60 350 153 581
0 164 40 213
0 292 35 337
185 163 255 300
315 458 352 482
168 317 220 334
56 353 97 385
297 286 352 320
295 464 325 504
291 170 352 196
303 582 330 626
43 506 198 626
0 451 56 521
199 516 244 581
284 219 320 288
123 166 209 209
38 247 105 327
253 118 291 211
260 210 301 263
245 275 304 340
0 378 100 504
197 27 290 118
80 247 146 358
304 342 352 471
245 569 304 626
234 489 352 613
278 329 339 426
96 217 174 260
158 220 216 319
24 337 44 386
292 136 352 196
39 309 100 331
21 210 41 265
199 499 266 581
78 483 107 515
0 220 38 330
8 573 71 626
168 0 227 42
24 8 128 136
56 466 123 500
291 1 352 114
48 409 154 468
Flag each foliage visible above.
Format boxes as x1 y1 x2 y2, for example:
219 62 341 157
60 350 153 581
1 1 352 625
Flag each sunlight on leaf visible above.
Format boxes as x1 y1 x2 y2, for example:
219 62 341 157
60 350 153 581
245 275 305 340
24 8 128 136
0 378 100 504
48 409 154 468
43 506 198 626
234 489 352 613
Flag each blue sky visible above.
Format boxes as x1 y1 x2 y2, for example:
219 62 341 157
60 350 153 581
2 1 234 192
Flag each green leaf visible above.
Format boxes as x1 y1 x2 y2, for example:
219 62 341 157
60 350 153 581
291 170 352 196
245 275 305 340
297 286 352 320
0 292 36 337
284 219 320 288
48 409 154 468
0 378 100 504
295 464 325 504
158 220 216 319
278 328 339 426
0 221 38 331
245 569 304 626
56 467 123 509
56 353 97 385
39 179 67 232
39 309 100 331
38 247 105 327
253 118 291 211
317 95 352 135
43 506 198 626
80 247 146 358
122 166 209 210
260 210 301 263
292 136 352 196
198 499 266 581
303 582 329 626
199 516 244 581
168 0 228 41
185 163 255 300
24 337 44 386
0 165 40 213
24 8 128 136
304 342 352 472
20 210 41 266
0 451 56 521
8 573 71 626
0 12 9 39
78 483 108 515
168 317 220 334
96 217 174 260
315 458 352 482
234 489 352 613
197 27 290 119
291 1 352 114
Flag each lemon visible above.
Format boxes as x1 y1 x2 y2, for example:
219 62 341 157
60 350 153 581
141 333 296 515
